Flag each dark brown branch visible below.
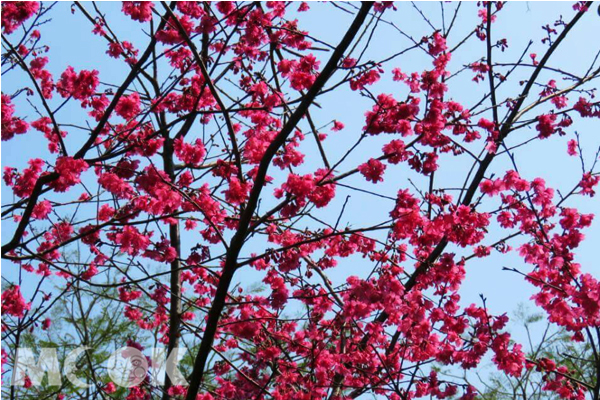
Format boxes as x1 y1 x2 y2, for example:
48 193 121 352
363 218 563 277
161 2 245 184
183 4 374 399
351 6 593 395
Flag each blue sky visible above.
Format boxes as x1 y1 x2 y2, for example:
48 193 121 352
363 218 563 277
2 1 600 375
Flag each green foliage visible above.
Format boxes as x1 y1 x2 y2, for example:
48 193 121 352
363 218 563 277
2 282 145 400
454 305 598 400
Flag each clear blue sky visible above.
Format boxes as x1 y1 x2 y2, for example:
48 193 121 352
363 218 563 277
2 1 599 373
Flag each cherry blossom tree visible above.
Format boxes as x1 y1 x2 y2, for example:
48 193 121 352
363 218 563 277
2 2 600 400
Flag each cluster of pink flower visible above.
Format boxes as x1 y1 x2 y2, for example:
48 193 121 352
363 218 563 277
1 286 31 318
1 94 29 141
1 1 39 34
